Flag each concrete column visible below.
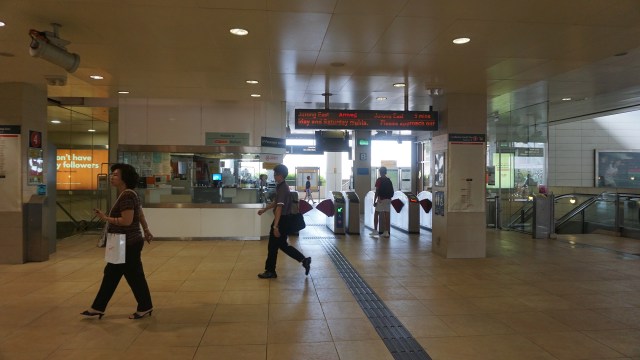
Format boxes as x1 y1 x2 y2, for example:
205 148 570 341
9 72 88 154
352 130 372 213
431 93 487 258
0 82 50 264
324 152 342 199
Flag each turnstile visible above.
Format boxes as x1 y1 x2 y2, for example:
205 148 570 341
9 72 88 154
417 191 433 231
342 191 360 234
390 191 420 233
326 191 345 234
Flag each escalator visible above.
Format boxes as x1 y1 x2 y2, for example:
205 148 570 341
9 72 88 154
503 192 640 239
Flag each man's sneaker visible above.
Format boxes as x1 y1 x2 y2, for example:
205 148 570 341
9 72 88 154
382 231 390 238
369 230 378 236
302 257 311 275
257 271 277 279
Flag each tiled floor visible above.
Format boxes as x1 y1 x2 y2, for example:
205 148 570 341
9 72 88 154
1 210 640 360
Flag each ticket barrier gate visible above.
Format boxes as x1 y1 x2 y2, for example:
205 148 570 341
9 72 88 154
417 191 433 231
390 191 420 233
342 191 360 234
363 191 376 231
326 191 346 234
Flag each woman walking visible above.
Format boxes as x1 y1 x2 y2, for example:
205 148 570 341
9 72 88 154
81 163 154 319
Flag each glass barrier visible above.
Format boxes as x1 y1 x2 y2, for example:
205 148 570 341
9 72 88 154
119 147 277 206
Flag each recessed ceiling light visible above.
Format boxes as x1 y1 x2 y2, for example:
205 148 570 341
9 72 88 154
562 97 572 101
230 28 248 36
376 97 387 101
88 129 96 132
452 37 471 44
90 75 104 80
0 21 5 27
393 83 406 88
50 120 61 124
118 91 130 94
250 94 261 98
246 80 259 84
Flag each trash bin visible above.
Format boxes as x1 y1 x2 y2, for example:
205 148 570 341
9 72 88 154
24 195 49 262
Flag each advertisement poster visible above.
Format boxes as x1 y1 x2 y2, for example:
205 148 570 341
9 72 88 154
27 147 44 185
596 150 640 188
0 126 21 211
56 149 108 190
434 152 445 187
448 143 485 212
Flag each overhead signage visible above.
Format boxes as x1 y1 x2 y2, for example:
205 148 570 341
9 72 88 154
516 148 544 157
205 132 250 146
261 136 286 148
287 145 322 155
449 133 486 144
295 109 438 131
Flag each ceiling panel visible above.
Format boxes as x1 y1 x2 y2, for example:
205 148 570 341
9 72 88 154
1 0 640 137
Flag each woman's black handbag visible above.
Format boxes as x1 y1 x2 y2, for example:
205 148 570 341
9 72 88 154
283 213 306 235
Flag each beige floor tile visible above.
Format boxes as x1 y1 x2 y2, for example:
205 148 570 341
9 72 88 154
267 319 332 344
129 323 207 347
194 344 266 360
421 298 484 315
320 301 367 319
491 311 575 333
269 287 319 303
1 226 639 360
267 342 339 360
418 334 556 360
268 302 326 321
469 296 538 313
515 294 578 310
334 340 394 360
211 304 269 323
315 287 356 302
405 285 462 300
396 315 457 337
201 321 267 345
440 314 515 336
544 309 630 330
527 331 626 359
583 329 640 357
385 299 433 316
219 289 269 304
327 318 380 341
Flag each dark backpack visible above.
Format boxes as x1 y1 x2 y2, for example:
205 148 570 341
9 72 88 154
377 177 394 199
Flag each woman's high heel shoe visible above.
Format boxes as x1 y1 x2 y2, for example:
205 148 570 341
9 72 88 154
129 309 153 319
80 310 104 319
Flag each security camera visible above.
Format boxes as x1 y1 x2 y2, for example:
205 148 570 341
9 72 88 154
28 24 80 73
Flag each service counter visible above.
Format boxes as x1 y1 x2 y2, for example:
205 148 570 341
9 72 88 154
143 203 274 240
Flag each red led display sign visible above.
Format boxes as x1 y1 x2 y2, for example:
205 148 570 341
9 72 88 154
295 109 438 131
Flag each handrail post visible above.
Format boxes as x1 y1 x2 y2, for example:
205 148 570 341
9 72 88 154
495 195 501 229
614 192 621 236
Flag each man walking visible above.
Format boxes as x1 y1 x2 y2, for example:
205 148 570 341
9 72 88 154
373 167 393 237
256 164 311 278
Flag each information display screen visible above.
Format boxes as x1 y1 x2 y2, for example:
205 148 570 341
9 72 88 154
295 109 438 131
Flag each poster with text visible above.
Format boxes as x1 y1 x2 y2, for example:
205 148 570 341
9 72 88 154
0 126 21 211
57 149 108 190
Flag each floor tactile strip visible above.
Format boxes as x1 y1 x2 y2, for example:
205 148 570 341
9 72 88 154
319 238 432 360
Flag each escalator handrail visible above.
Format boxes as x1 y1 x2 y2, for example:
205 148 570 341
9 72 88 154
506 201 534 228
553 192 640 229
554 195 600 228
